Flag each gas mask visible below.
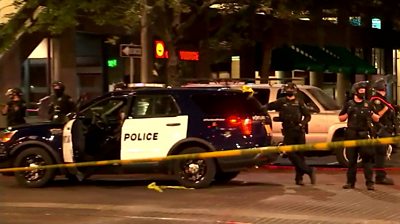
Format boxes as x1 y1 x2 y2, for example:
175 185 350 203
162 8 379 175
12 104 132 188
285 91 295 97
285 90 295 97
355 92 366 100
54 89 63 97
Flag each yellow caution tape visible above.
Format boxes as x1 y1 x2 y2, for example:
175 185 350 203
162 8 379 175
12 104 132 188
147 182 194 192
147 182 163 192
0 136 399 173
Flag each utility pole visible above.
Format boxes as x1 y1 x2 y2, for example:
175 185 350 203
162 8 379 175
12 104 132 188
140 0 151 83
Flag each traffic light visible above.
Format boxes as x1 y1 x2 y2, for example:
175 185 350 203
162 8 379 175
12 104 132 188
107 59 118 68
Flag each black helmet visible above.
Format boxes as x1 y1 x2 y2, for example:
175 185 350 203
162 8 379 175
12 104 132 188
5 88 23 97
282 82 298 95
351 81 369 99
372 78 386 91
351 81 368 94
52 81 65 91
113 82 127 91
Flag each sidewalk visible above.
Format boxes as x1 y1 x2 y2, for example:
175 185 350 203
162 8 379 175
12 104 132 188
233 168 400 223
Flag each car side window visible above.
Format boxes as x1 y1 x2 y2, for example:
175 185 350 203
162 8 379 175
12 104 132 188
131 95 180 118
131 96 152 117
81 97 127 118
154 95 180 116
297 90 320 113
276 89 285 99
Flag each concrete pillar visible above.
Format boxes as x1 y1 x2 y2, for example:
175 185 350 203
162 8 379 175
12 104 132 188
140 3 152 83
0 44 22 128
51 29 78 100
22 60 30 101
336 73 350 106
195 39 211 79
0 48 22 103
397 66 400 105
383 49 394 76
231 56 240 79
275 71 291 84
309 71 323 87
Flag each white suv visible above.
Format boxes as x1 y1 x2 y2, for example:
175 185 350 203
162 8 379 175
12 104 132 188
183 82 350 166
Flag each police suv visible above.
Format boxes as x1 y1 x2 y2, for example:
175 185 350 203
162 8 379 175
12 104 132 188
0 88 275 188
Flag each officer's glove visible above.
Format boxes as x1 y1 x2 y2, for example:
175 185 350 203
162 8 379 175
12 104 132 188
387 145 393 160
277 142 288 158
299 121 307 127
299 121 307 130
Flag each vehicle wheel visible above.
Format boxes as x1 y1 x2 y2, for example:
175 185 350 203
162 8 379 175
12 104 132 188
173 147 216 188
334 136 362 167
14 147 56 188
214 171 240 184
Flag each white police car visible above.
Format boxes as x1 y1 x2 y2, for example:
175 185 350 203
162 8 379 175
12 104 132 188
0 88 275 188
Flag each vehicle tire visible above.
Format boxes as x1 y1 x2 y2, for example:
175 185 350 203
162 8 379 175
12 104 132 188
173 147 216 189
214 171 240 184
333 136 362 167
14 147 56 188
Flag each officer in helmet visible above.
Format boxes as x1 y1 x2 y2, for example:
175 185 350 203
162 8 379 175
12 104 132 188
48 81 76 123
370 78 395 185
339 81 380 190
1 88 26 126
113 82 127 91
267 82 316 185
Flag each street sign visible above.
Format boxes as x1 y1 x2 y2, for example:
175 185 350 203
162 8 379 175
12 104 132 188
120 44 142 58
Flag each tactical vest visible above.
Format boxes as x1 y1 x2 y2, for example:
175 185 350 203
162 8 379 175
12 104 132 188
279 99 302 128
370 95 395 131
346 100 371 131
6 100 26 126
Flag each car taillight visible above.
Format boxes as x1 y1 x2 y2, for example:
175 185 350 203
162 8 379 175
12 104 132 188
227 116 252 135
241 118 252 135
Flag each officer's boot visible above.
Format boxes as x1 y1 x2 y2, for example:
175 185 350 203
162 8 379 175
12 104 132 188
295 174 304 186
308 167 316 185
296 179 304 186
342 183 355 189
375 177 394 185
366 183 375 191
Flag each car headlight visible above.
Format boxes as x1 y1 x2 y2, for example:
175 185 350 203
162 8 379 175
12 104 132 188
0 130 17 143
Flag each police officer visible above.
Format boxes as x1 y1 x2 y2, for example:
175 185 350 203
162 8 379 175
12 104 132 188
339 81 380 190
1 88 26 126
113 82 127 91
48 81 76 123
370 78 395 185
267 82 316 185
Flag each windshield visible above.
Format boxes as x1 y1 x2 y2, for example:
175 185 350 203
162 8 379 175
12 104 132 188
307 88 340 110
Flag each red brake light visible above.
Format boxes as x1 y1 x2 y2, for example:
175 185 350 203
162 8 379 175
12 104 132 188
227 116 241 126
227 116 252 135
241 118 252 135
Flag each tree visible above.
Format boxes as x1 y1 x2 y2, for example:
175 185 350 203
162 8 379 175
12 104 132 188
2 0 281 85
0 0 142 68
2 0 400 85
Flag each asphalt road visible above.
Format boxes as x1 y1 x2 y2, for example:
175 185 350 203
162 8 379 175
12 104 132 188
2 166 400 224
